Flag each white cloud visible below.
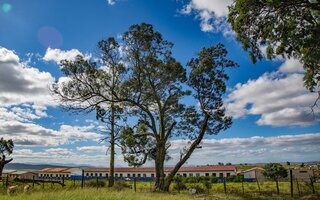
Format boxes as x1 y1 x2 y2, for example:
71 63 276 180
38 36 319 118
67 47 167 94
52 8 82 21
43 47 91 66
0 47 56 107
77 145 108 152
181 0 233 36
226 58 319 127
107 0 115 5
168 133 320 164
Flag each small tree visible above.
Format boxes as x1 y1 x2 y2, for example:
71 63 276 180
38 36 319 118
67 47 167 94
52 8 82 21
0 138 14 180
262 163 288 194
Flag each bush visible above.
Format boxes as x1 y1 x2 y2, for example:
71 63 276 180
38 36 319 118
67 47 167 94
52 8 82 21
187 183 206 194
113 181 131 191
202 180 212 192
226 175 243 182
86 180 106 187
172 176 187 191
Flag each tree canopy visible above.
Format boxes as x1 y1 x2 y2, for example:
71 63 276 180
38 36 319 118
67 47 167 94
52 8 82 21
0 138 14 180
263 163 288 194
53 23 237 191
228 0 320 91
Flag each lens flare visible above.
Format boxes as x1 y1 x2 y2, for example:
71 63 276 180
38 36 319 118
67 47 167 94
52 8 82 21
2 3 12 13
37 26 63 48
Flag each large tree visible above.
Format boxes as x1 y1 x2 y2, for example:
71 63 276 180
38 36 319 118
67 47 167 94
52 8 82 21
228 0 320 92
262 163 288 194
53 23 237 191
0 138 14 180
52 38 125 187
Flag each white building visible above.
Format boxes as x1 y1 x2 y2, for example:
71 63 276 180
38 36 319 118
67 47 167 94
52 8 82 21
84 165 237 179
240 167 266 181
38 168 81 179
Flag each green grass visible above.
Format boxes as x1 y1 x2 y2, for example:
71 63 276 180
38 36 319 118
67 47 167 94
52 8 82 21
0 180 318 200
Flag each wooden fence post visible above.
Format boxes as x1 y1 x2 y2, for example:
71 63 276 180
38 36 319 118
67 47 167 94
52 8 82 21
32 175 35 188
255 178 261 194
296 178 301 197
223 178 227 194
241 179 244 195
134 178 137 192
290 169 293 197
81 169 84 188
62 175 65 188
96 177 99 189
310 177 315 194
5 175 8 188
73 176 76 187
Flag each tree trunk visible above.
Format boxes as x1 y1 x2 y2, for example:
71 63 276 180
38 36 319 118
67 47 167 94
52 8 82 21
0 156 13 181
275 179 279 194
154 142 166 190
0 164 4 180
162 115 209 192
108 103 115 187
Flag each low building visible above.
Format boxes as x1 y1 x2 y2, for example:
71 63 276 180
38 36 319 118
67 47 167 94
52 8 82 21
1 170 16 179
84 165 237 180
8 171 38 180
240 167 266 182
291 169 318 181
38 168 81 179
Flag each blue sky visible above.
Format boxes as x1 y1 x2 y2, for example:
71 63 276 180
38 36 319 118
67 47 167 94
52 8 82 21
0 0 319 167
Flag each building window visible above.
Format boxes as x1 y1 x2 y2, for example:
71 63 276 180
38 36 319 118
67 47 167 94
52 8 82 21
127 174 131 177
151 174 154 178
143 174 146 178
106 174 108 178
120 174 123 177
133 174 136 177
66 174 69 178
183 173 187 177
227 173 230 177
50 174 53 177
219 173 223 178
95 173 97 177
99 173 102 177
91 173 93 177
137 174 141 177
212 173 216 177
86 173 89 176
115 174 118 177
196 173 200 177
205 173 209 177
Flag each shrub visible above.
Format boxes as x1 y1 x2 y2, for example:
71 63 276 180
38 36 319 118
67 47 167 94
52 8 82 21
113 181 131 191
173 176 187 192
86 180 106 188
226 175 243 182
187 183 206 194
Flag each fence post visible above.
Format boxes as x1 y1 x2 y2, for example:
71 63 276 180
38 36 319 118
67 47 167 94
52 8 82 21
81 170 84 188
96 177 99 189
290 169 293 197
134 177 137 192
73 176 76 187
6 175 8 188
296 178 301 197
223 177 227 194
255 178 261 194
310 177 315 194
62 175 65 188
32 175 35 188
241 179 244 195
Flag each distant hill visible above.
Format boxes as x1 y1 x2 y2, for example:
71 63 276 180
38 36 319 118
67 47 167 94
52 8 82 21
4 163 89 170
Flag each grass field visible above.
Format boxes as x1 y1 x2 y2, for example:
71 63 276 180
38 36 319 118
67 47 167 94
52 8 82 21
0 180 319 200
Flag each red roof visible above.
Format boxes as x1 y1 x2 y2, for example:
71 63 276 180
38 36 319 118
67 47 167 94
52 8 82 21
84 165 236 173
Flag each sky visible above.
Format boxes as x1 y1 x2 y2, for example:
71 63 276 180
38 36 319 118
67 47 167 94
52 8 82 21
0 0 319 167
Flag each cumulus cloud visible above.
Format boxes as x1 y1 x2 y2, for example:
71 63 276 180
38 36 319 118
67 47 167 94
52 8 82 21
180 0 233 36
43 47 91 66
0 47 56 107
168 133 320 164
226 58 319 127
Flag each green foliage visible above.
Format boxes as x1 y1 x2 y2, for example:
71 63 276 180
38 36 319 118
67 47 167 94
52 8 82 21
0 138 14 156
187 183 206 194
113 181 131 191
85 180 106 187
228 0 320 91
226 175 244 182
262 163 288 181
172 176 187 191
